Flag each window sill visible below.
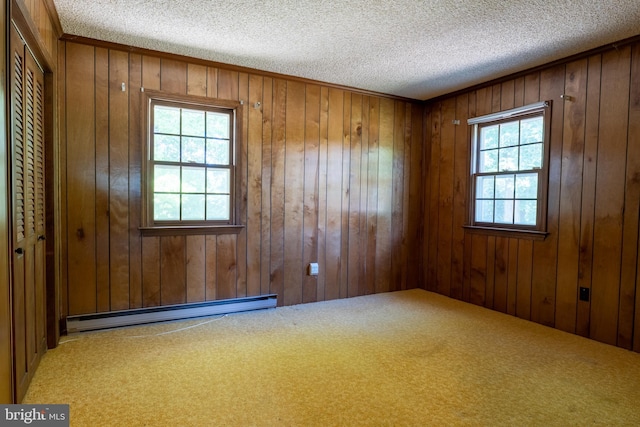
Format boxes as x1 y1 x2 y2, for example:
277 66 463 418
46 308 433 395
463 225 548 241
139 225 244 237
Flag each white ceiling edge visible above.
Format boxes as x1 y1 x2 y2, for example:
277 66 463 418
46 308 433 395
52 0 640 100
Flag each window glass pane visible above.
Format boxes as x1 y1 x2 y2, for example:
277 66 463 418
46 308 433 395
515 173 538 199
206 112 230 139
154 105 180 135
154 165 181 192
154 134 180 162
479 149 498 173
499 122 519 147
520 116 543 144
182 137 206 164
498 146 518 171
495 175 515 199
182 109 205 137
494 200 514 224
154 194 180 220
475 200 494 223
207 168 230 194
519 143 542 170
182 166 205 193
480 125 499 150
476 175 494 199
182 194 205 220
207 195 230 220
515 200 537 225
206 139 230 165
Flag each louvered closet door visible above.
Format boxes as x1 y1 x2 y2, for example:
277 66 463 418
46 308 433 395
10 24 46 403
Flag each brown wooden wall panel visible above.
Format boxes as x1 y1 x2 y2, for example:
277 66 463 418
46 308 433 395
65 42 96 315
19 0 60 65
108 50 130 311
424 38 640 352
59 40 426 321
302 84 320 303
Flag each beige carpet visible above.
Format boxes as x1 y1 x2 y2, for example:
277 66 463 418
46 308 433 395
24 289 640 426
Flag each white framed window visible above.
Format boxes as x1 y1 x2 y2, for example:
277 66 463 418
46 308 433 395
468 101 551 236
140 91 243 235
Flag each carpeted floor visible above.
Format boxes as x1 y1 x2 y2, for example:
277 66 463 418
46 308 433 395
24 289 640 426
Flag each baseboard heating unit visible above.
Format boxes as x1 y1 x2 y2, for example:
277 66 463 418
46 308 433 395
65 294 278 333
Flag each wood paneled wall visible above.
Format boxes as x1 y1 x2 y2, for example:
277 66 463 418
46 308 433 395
59 41 425 317
16 0 60 62
424 40 640 351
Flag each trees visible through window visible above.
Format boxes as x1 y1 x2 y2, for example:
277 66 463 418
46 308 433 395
468 101 550 235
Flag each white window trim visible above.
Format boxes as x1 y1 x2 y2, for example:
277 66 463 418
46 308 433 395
465 101 552 240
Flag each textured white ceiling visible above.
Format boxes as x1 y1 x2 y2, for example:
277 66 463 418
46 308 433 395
52 0 640 100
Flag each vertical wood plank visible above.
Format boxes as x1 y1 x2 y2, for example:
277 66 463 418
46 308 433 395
375 97 394 294
407 103 424 289
325 88 343 300
347 94 363 297
303 84 320 303
390 101 406 291
556 59 588 334
205 235 217 301
236 72 248 298
630 45 640 352
516 240 533 320
160 58 187 94
365 97 380 296
216 234 237 300
451 94 469 300
108 49 130 311
576 55 601 338
187 64 207 97
422 106 432 292
470 234 487 306
493 237 508 312
129 53 143 309
217 69 239 101
359 96 371 294
141 56 160 90
270 79 286 305
462 92 476 302
507 238 518 315
141 236 160 307
436 98 455 296
501 80 515 110
260 78 273 296
94 47 110 313
513 77 525 107
530 65 564 327
206 67 218 98
246 74 263 297
485 236 496 309
160 236 186 305
186 236 205 302
57 40 69 320
339 93 351 298
284 80 305 306
591 47 631 346
401 103 412 290
317 87 329 300
65 42 96 315
426 103 441 292
619 43 640 350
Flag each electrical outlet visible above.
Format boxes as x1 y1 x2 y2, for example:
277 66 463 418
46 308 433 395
579 287 590 302
308 263 319 276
